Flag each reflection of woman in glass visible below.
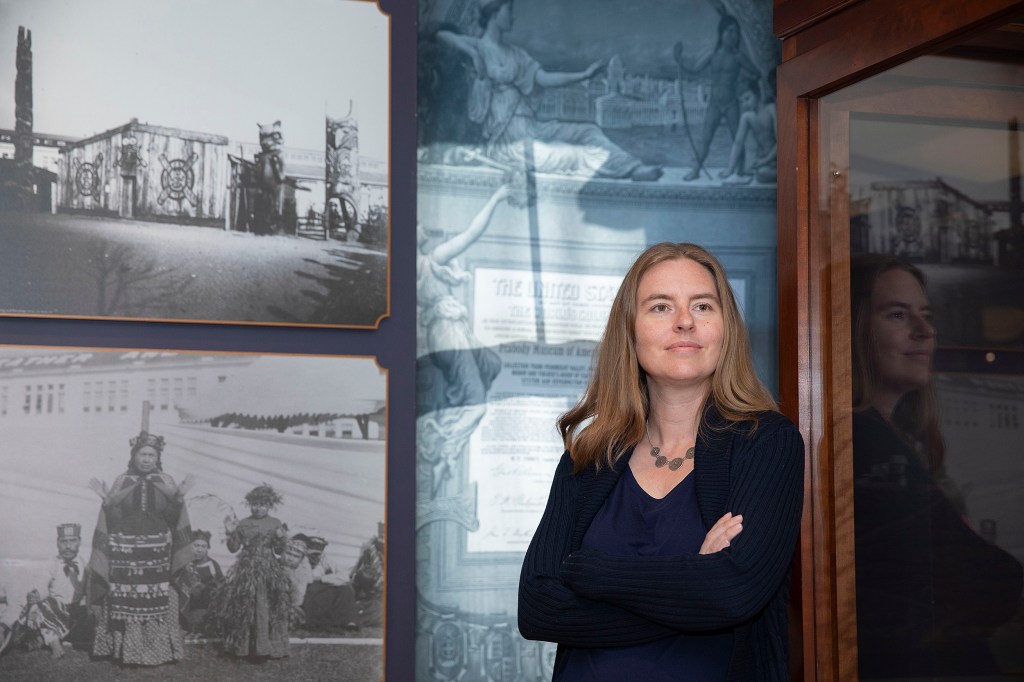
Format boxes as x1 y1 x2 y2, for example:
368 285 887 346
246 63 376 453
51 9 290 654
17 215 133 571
519 243 804 680
850 254 1023 677
86 431 194 666
437 0 661 181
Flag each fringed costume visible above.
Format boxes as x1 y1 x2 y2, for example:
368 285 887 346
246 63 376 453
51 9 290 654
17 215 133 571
212 516 292 658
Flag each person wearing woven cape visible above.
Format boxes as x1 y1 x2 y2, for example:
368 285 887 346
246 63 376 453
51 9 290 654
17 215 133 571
518 243 804 681
86 430 195 666
211 484 291 659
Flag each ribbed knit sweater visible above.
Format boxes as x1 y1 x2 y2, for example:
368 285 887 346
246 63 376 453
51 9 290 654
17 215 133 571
518 407 804 681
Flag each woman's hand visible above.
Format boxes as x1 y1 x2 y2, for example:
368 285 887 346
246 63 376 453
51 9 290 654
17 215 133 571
88 478 109 500
178 474 196 498
699 512 743 554
582 60 603 80
492 183 512 204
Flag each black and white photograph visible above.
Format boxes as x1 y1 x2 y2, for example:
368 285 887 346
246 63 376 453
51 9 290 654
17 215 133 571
0 0 390 327
849 115 1024 349
0 347 387 681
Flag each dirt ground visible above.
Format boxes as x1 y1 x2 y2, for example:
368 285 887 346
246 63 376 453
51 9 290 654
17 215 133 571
0 212 388 326
0 637 384 682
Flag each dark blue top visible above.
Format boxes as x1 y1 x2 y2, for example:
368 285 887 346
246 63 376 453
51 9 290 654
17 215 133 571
557 466 733 681
519 408 806 681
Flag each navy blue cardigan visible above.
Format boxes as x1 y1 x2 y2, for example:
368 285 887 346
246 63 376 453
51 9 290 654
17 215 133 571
518 408 804 681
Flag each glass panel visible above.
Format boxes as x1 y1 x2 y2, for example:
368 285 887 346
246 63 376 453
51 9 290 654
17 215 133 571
823 19 1024 680
414 2 782 677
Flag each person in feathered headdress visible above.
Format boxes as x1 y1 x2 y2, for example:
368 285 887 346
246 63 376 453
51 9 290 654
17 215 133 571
209 484 291 659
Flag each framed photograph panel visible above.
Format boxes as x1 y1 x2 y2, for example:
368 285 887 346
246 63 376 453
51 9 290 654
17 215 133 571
0 346 387 681
0 0 390 328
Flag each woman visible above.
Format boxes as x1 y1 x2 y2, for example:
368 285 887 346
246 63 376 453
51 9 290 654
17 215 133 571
437 0 661 181
417 184 509 497
86 430 194 666
519 243 804 681
850 254 1022 677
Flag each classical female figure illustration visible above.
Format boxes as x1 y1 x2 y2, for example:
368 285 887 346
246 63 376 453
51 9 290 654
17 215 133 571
436 0 662 181
417 183 514 497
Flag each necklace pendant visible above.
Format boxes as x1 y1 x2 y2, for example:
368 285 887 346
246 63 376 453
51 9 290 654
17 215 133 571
645 422 693 472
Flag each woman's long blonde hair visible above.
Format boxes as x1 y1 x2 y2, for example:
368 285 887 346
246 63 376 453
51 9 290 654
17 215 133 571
558 243 777 473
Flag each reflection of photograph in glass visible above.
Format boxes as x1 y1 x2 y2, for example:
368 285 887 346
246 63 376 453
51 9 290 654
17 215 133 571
0 0 389 327
0 347 386 679
850 115 1024 348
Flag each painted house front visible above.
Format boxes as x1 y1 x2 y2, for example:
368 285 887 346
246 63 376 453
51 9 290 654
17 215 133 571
59 119 228 224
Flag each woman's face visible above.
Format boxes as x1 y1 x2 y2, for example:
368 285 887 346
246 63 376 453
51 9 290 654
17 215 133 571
866 268 936 405
132 446 159 473
634 258 724 394
192 539 209 562
250 502 270 519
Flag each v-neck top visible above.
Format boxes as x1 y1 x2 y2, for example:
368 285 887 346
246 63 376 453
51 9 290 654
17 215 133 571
556 466 733 681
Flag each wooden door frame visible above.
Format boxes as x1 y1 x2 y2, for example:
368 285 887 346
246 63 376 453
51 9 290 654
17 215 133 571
774 0 1024 679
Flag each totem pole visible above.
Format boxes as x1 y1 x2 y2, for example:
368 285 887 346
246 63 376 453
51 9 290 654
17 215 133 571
254 120 286 234
13 26 34 209
115 129 147 218
326 102 361 239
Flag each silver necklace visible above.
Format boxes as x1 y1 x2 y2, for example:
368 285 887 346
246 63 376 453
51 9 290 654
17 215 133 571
645 420 694 471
